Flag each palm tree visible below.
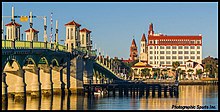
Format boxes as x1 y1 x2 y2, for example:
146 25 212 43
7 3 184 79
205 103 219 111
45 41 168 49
187 69 194 80
196 69 203 79
172 61 180 82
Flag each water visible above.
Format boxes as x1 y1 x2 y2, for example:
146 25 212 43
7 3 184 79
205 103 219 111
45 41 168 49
2 85 218 110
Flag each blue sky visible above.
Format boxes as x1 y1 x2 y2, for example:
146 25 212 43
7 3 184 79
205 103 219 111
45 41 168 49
2 2 218 59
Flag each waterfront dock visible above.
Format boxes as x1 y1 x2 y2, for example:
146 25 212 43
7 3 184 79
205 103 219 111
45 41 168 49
83 80 179 98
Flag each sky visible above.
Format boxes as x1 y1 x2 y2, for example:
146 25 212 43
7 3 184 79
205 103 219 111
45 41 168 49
2 2 218 59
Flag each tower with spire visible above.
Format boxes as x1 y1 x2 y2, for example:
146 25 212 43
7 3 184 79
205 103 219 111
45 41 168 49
140 33 148 63
129 38 138 61
148 23 154 36
5 6 22 41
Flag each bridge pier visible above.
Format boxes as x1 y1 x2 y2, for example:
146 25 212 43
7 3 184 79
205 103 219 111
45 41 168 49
2 72 8 102
69 57 84 95
30 67 41 98
14 69 26 102
52 67 65 95
40 66 53 96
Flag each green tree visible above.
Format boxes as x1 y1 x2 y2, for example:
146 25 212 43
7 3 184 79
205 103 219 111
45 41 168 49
205 64 212 74
196 69 203 79
187 69 194 79
172 61 180 81
141 68 151 79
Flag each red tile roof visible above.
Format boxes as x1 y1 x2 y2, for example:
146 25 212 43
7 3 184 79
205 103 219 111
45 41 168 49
186 60 193 62
5 22 22 27
65 20 81 27
141 33 146 41
25 28 39 33
131 39 137 46
80 28 91 33
148 35 202 40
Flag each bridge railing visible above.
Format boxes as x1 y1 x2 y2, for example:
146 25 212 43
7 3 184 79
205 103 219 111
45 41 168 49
95 60 123 80
2 40 67 52
75 47 97 56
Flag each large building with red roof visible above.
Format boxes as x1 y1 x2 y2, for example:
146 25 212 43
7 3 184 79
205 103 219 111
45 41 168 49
147 23 203 70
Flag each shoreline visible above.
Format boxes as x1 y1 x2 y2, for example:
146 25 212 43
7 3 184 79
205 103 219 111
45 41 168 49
142 80 218 85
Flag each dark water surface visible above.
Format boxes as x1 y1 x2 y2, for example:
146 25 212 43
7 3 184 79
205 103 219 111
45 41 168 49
2 85 218 110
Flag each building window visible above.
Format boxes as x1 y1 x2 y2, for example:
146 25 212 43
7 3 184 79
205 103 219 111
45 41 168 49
166 51 171 54
150 56 153 59
190 46 195 49
71 43 74 50
172 56 177 59
155 51 157 54
150 51 153 54
197 56 200 59
166 61 171 64
160 61 165 65
67 43 68 50
178 51 183 54
166 46 171 49
160 46 164 49
190 56 195 59
172 46 176 49
150 41 153 44
82 34 84 44
150 46 153 49
190 51 195 54
184 46 189 49
179 61 183 64
197 51 200 54
197 46 200 49
190 40 195 44
172 51 177 54
67 29 69 39
160 56 165 59
71 28 73 39
178 46 183 49
197 40 200 44
150 61 153 64
184 51 189 54
166 56 171 59
155 56 157 59
160 51 165 54
184 56 189 59
178 56 183 59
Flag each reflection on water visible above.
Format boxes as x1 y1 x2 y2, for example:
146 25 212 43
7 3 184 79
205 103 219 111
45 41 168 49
2 85 218 110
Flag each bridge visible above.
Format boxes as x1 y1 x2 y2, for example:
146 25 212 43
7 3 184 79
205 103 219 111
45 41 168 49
2 39 127 102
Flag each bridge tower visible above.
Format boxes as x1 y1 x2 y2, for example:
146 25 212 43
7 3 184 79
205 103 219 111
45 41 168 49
79 28 92 51
140 33 148 63
25 12 39 41
5 6 22 40
65 20 81 52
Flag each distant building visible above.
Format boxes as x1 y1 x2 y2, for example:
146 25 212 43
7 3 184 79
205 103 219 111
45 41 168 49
140 33 148 63
64 20 81 52
25 28 39 41
130 39 138 61
80 28 92 51
131 61 152 78
5 21 22 40
147 23 203 70
185 60 204 76
122 38 138 63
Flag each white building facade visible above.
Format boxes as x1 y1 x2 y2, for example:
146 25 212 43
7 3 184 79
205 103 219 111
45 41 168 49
147 23 202 70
